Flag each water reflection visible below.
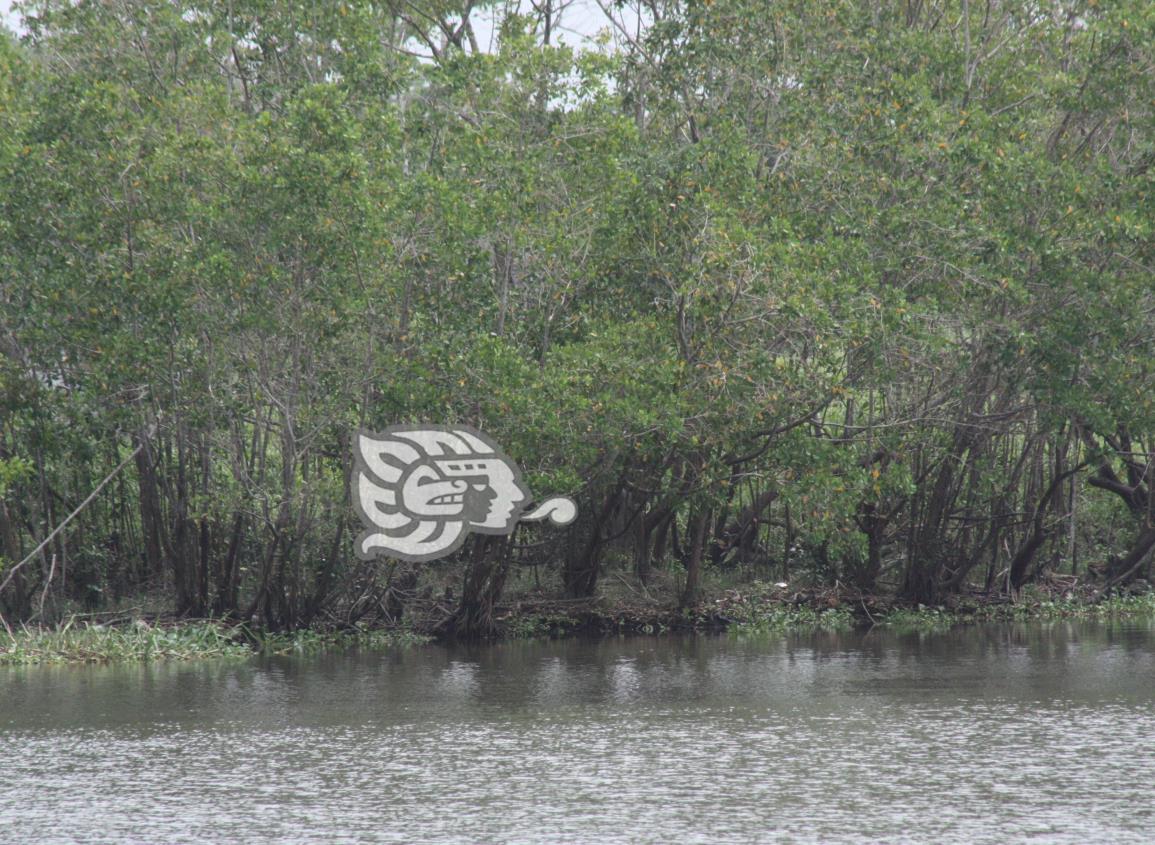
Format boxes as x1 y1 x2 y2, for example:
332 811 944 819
2 620 1154 843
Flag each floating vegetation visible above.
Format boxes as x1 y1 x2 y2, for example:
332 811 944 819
730 605 856 635
878 593 1155 632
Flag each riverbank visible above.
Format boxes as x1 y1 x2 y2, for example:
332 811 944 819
0 618 428 666
5 581 1155 665
488 581 1155 638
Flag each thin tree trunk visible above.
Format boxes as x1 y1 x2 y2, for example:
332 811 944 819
680 508 709 607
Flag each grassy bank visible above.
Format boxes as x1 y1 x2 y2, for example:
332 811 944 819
0 619 251 665
0 619 429 666
5 585 1155 665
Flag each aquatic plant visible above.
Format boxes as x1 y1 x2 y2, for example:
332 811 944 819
732 605 855 635
0 617 431 665
0 619 251 665
878 593 1155 631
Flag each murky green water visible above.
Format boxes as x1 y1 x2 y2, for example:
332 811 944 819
3 620 1155 843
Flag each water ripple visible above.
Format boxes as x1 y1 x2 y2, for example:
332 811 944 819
2 621 1154 843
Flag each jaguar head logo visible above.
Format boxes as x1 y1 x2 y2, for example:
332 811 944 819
353 425 576 562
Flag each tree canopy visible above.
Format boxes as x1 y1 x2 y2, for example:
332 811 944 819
2 0 1153 635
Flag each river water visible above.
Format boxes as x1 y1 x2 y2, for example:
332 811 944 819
3 620 1155 844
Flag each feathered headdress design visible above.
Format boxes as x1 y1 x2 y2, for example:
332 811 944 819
353 425 576 562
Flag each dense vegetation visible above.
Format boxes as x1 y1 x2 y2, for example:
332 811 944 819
2 0 1153 638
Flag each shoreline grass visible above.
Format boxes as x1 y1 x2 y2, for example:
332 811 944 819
4 590 1154 665
0 619 430 666
0 619 252 665
876 592 1155 632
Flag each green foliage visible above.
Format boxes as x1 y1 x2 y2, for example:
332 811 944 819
0 616 433 663
881 593 1155 632
731 606 855 635
714 581 855 632
0 619 252 664
2 0 1154 627
500 613 575 640
0 455 33 500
